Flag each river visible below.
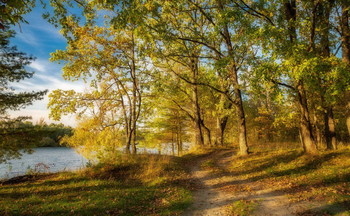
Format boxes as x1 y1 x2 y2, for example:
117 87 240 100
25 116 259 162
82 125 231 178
0 147 87 180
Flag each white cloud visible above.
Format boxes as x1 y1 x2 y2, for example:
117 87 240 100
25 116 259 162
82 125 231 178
26 58 86 92
9 58 87 127
29 61 46 73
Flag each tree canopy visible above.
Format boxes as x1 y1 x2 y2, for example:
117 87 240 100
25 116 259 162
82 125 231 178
43 0 350 158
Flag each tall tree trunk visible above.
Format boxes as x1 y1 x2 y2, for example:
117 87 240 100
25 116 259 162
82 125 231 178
341 1 350 136
236 93 249 155
126 139 131 154
216 115 229 146
172 133 175 156
285 0 318 154
324 107 337 150
319 0 337 150
201 119 212 146
216 94 231 146
131 59 137 154
312 113 323 148
231 63 249 155
191 55 205 146
215 0 249 155
297 84 318 154
177 121 183 156
215 117 221 146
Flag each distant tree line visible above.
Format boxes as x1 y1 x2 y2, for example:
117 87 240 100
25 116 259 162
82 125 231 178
0 117 73 162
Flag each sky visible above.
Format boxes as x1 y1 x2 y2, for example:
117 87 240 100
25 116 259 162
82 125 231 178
8 5 85 127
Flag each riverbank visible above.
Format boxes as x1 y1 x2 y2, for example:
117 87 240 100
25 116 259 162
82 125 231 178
0 154 198 216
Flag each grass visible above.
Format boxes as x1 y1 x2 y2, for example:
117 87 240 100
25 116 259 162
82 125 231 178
0 154 193 216
226 199 259 216
226 146 350 215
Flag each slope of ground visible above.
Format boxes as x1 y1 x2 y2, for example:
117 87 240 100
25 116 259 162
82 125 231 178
0 154 192 216
183 149 350 216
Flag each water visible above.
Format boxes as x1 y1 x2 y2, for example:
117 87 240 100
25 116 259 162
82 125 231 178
0 147 87 180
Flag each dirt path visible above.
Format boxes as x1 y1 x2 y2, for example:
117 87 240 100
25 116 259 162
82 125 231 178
183 150 300 216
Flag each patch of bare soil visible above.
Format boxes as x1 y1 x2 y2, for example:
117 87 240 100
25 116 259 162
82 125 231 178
183 150 335 216
0 173 56 185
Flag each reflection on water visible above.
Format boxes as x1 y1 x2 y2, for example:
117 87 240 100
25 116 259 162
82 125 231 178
0 147 87 180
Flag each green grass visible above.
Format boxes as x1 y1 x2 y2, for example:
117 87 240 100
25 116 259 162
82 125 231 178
226 199 259 216
0 154 193 216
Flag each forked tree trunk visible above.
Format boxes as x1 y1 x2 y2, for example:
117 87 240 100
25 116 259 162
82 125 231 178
216 94 231 146
285 0 318 154
201 120 212 146
297 84 318 154
216 115 229 146
215 0 249 155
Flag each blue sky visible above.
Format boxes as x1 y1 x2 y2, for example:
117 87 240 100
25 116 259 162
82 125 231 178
8 5 85 126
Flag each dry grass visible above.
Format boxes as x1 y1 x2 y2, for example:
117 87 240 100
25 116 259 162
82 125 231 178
225 147 350 214
0 154 193 216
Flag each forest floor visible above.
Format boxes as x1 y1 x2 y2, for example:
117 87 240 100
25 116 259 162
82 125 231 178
183 149 350 216
1 148 350 215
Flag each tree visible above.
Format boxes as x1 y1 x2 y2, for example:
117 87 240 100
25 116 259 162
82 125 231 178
47 2 149 154
0 29 47 114
253 0 350 153
141 0 261 155
45 0 350 157
0 0 35 29
0 28 47 162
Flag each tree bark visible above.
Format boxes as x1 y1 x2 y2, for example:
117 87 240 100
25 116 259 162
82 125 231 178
131 35 138 155
312 113 323 148
284 0 318 154
214 0 249 155
324 107 337 150
284 0 297 43
216 115 229 146
172 133 176 156
177 121 183 156
340 1 350 136
297 83 318 154
191 55 205 146
319 0 337 150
